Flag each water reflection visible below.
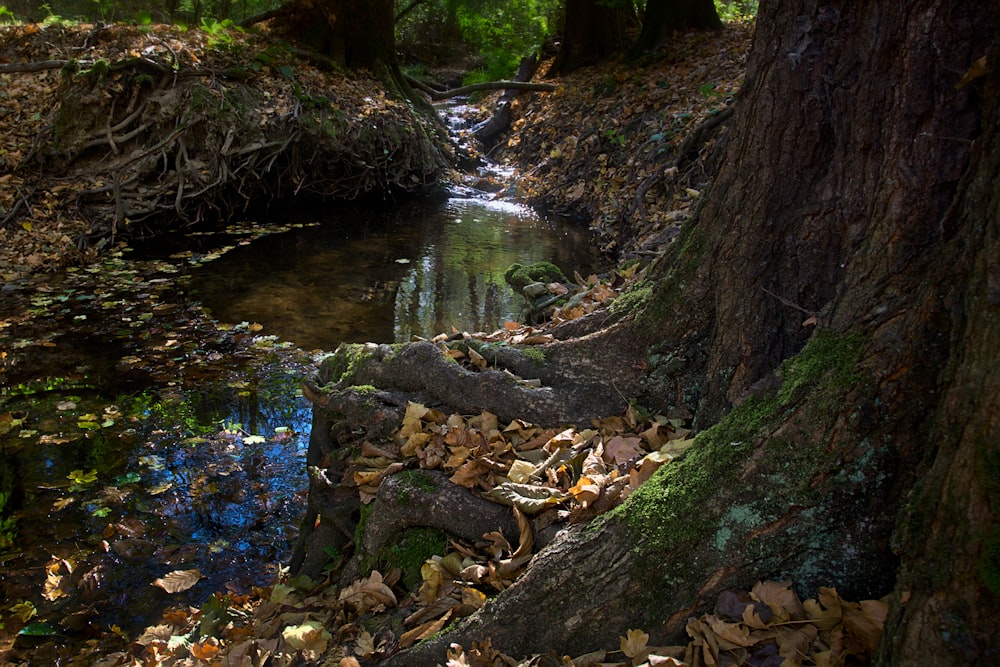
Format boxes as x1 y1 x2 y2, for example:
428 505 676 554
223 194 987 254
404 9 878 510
189 196 599 349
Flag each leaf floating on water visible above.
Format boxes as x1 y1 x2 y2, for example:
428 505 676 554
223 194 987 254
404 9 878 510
152 568 203 593
18 622 61 637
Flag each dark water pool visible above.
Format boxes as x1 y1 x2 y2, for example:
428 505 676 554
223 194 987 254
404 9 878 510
187 194 601 349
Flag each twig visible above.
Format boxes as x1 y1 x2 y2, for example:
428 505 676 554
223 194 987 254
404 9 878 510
760 286 819 318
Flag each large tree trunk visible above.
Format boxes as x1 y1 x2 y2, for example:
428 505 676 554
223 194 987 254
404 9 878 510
629 0 722 59
547 0 633 76
274 0 395 70
378 0 999 663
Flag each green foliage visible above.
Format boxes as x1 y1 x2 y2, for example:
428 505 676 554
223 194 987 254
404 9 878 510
0 491 16 551
714 0 757 22
201 17 241 51
603 127 626 146
0 6 16 23
397 0 560 75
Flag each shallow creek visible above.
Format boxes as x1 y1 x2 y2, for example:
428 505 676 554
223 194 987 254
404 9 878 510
0 188 599 648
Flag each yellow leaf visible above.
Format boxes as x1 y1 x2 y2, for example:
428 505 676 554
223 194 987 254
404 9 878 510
461 586 487 609
10 601 37 623
282 619 331 653
400 402 429 437
507 459 536 484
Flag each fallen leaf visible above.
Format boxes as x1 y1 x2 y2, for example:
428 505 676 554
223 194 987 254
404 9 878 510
151 568 203 593
621 628 650 660
282 619 331 653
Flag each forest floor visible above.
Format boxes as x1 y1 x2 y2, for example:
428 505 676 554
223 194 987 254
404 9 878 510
1 18 887 667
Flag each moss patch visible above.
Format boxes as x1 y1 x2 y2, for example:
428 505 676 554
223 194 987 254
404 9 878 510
504 262 566 291
521 347 546 366
377 527 448 591
609 281 653 319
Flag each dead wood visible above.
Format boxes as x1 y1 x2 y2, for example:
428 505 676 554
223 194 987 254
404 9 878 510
409 76 557 101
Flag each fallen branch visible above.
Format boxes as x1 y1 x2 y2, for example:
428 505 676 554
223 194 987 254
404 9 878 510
412 78 557 101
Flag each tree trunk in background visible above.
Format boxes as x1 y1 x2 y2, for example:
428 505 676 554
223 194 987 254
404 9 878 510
385 0 999 663
546 0 632 76
279 0 395 70
629 0 722 58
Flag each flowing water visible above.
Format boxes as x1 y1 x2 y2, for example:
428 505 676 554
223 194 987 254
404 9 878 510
0 183 600 650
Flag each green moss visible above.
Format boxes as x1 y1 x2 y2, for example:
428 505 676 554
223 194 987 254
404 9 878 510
521 347 546 366
320 343 375 386
394 469 439 493
354 501 374 548
377 528 448 591
504 262 566 291
777 330 864 404
609 281 653 319
350 384 377 394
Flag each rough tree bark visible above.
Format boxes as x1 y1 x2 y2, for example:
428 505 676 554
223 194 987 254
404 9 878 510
547 0 634 77
629 0 722 59
348 0 997 663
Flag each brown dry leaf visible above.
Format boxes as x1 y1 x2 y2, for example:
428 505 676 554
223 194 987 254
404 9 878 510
706 615 755 649
621 628 650 660
151 568 203 594
604 435 645 464
449 457 490 489
355 630 376 658
353 461 404 487
752 580 806 622
803 588 842 631
339 571 397 614
774 622 818 662
190 637 220 660
842 597 887 656
399 610 453 649
468 346 487 369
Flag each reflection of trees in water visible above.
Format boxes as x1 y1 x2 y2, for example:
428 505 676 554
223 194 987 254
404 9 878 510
392 202 596 340
192 198 598 348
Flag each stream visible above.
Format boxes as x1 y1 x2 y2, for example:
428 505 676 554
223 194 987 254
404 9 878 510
0 178 600 651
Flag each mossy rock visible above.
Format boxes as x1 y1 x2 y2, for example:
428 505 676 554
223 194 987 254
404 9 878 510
504 262 567 291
